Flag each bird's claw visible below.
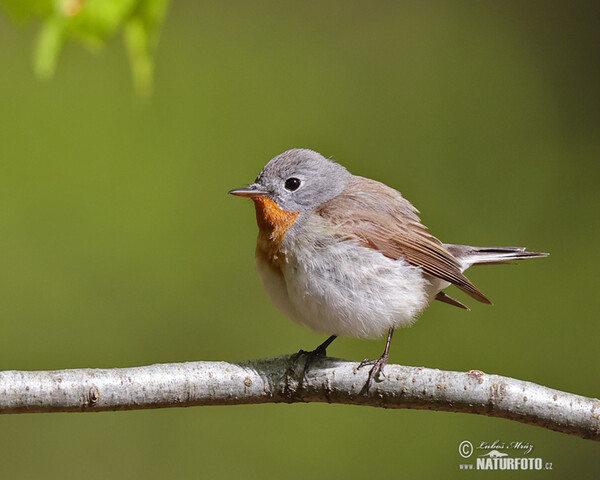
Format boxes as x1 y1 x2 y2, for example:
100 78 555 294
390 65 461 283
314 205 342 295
293 346 328 385
358 354 389 390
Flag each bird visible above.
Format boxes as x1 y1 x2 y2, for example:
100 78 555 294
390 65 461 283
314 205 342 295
229 148 547 387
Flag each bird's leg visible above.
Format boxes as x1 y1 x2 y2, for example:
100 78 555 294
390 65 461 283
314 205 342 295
297 334 337 358
311 334 337 356
358 328 394 389
295 335 337 384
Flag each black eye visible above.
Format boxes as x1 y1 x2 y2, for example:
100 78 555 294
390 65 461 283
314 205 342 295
284 177 301 191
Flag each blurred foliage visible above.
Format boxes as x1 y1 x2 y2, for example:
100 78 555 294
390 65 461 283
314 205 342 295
0 0 169 95
0 1 598 479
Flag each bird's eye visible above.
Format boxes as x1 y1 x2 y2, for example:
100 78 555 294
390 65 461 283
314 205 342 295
284 177 301 191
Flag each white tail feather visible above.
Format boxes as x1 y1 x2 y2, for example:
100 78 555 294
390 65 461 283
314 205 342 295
443 245 549 271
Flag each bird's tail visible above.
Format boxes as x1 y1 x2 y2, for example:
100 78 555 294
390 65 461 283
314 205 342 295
444 244 549 271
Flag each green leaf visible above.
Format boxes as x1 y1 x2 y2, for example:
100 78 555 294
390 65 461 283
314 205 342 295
124 17 153 96
123 0 170 97
0 0 170 96
34 15 65 79
62 0 138 47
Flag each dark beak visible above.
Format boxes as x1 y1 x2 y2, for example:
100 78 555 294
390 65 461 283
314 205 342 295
228 184 268 198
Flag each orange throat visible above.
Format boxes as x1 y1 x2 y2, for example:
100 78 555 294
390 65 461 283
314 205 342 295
252 196 299 269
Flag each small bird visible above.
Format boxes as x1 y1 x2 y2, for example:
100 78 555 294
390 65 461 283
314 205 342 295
229 149 547 386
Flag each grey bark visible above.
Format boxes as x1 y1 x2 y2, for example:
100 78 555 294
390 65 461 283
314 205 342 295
0 355 598 441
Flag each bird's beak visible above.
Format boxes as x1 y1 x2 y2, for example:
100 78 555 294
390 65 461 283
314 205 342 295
228 184 269 198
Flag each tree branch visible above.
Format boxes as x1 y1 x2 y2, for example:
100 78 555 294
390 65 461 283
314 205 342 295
1 355 598 440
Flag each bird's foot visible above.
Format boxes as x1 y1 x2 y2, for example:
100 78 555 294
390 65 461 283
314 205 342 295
358 352 389 390
294 345 328 385
293 335 337 386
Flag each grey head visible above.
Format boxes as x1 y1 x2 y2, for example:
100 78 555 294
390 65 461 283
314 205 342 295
229 149 352 213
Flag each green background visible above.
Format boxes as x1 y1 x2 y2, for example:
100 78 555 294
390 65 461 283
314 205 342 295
1 1 598 478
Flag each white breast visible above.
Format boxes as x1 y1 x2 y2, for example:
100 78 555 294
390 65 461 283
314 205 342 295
256 231 433 339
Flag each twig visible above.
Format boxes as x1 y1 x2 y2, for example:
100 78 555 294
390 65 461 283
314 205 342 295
0 355 598 441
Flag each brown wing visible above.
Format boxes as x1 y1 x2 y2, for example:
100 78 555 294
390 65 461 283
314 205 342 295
316 177 491 304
